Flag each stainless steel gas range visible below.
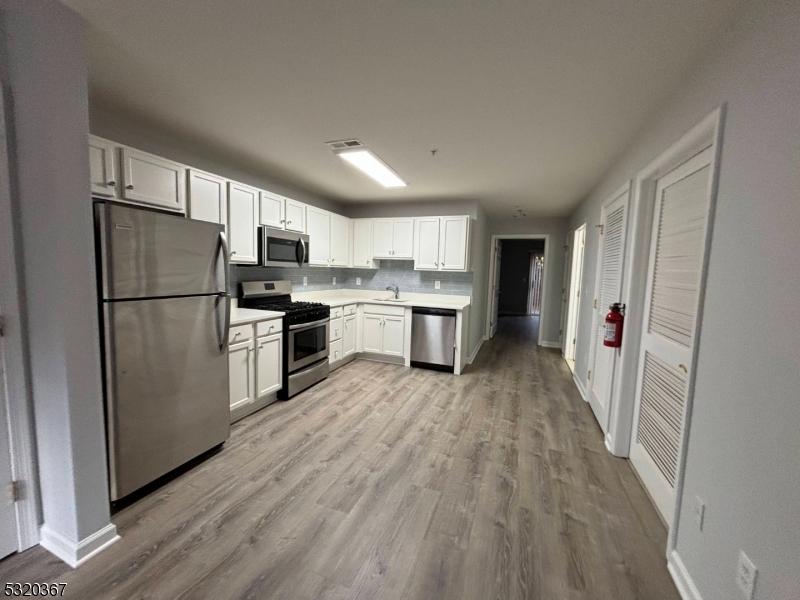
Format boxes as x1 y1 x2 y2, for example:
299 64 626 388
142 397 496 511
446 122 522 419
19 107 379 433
239 280 330 398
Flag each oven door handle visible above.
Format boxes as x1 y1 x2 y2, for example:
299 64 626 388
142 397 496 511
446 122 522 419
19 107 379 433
289 316 330 331
296 238 306 266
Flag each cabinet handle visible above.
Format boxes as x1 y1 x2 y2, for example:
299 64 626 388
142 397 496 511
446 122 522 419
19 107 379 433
126 184 134 190
231 251 237 256
234 331 241 337
287 221 292 224
280 219 285 223
108 181 116 187
258 343 264 348
434 262 438 266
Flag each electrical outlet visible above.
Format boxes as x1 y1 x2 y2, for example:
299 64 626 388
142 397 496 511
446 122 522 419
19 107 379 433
693 496 705 531
332 276 336 285
435 280 441 290
356 277 361 286
303 276 308 286
736 551 758 599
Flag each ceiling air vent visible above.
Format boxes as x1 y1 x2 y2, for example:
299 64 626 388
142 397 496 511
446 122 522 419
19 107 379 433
326 139 364 151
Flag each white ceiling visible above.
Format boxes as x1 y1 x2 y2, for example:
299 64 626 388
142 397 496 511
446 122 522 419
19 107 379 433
61 0 742 217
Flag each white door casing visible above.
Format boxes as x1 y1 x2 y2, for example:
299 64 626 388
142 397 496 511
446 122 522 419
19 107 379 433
490 240 502 338
629 146 714 525
560 233 571 352
586 187 630 433
564 225 586 361
0 340 18 559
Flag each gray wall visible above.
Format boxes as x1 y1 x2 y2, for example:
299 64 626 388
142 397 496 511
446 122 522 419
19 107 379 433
90 107 344 215
1 0 113 548
568 0 800 597
488 217 568 345
498 240 545 315
232 261 473 297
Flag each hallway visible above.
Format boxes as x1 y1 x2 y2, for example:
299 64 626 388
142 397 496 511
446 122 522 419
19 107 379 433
1 321 678 599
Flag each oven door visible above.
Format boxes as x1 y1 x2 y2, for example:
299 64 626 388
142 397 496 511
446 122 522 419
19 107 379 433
261 227 309 268
288 318 329 371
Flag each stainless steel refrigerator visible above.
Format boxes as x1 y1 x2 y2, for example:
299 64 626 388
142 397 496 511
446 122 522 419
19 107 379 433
95 201 231 501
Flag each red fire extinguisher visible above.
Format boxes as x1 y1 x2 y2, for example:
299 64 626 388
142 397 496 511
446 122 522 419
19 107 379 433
604 303 625 348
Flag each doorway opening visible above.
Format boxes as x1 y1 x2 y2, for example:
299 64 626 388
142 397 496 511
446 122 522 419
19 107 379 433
486 235 549 346
562 225 586 371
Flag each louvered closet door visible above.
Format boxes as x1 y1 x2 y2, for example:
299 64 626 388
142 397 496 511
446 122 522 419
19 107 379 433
630 146 713 525
587 190 629 433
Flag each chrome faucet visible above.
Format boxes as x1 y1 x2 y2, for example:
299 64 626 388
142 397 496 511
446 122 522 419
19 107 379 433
386 284 400 299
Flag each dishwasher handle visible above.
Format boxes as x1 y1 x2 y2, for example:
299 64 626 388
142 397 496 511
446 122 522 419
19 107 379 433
411 307 457 317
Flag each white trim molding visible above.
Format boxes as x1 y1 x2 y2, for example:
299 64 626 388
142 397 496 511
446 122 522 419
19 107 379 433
467 336 484 364
572 371 587 401
668 550 703 600
539 341 561 349
485 234 550 346
40 523 119 569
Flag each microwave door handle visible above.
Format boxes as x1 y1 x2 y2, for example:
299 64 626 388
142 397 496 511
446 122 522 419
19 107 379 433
297 238 306 266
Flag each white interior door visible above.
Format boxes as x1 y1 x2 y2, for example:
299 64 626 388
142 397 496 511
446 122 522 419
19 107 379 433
490 240 502 338
560 234 572 352
630 147 714 525
1 339 19 559
564 226 586 361
587 190 630 432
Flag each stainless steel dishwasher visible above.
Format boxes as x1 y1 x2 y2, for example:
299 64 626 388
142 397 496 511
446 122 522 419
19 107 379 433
410 307 457 372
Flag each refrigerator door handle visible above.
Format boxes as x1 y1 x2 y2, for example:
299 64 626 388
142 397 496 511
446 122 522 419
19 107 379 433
218 292 231 353
219 231 230 294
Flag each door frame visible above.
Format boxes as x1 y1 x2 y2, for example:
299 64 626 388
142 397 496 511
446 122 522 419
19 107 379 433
563 224 586 361
485 234 550 346
604 107 725 553
0 88 41 552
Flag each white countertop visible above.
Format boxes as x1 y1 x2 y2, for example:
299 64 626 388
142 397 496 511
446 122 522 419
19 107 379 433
230 307 284 326
291 290 471 311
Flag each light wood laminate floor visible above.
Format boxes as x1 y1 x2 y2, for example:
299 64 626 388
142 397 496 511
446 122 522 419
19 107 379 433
1 316 679 599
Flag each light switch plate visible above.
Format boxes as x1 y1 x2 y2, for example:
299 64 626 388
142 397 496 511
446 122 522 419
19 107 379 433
356 277 361 286
435 281 441 290
736 550 757 599
303 276 308 286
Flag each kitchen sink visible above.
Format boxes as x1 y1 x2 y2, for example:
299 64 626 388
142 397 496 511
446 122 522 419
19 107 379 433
372 297 409 302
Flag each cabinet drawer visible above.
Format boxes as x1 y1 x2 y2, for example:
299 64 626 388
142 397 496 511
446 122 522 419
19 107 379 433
330 306 344 320
329 317 344 341
329 339 343 363
229 324 254 344
344 304 357 317
256 318 283 337
363 303 406 317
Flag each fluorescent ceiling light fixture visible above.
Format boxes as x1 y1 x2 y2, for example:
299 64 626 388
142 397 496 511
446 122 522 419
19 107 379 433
336 149 407 188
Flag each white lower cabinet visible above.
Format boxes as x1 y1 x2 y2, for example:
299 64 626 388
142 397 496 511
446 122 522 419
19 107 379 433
343 314 356 357
361 307 405 356
382 316 405 356
362 314 384 354
330 339 343 364
255 333 282 397
228 339 255 412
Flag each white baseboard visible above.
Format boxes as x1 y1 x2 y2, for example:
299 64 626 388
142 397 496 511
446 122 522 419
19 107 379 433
604 433 614 453
572 372 587 401
539 341 561 348
40 522 119 568
467 337 484 364
668 550 703 600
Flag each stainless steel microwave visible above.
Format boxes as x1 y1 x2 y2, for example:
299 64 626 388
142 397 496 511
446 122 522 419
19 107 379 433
260 227 310 267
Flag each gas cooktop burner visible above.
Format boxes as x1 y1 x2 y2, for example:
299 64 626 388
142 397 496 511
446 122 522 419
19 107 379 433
249 300 326 313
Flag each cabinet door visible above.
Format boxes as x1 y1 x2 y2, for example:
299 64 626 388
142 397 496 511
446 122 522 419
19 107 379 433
440 216 469 271
284 198 306 233
362 315 384 353
260 191 285 229
188 170 227 228
330 339 343 364
255 333 282 397
352 219 375 268
372 219 394 258
392 219 414 258
343 315 356 357
229 340 255 411
228 181 259 264
120 147 186 212
88 136 118 197
382 316 405 356
330 213 350 266
306 206 331 266
414 217 441 270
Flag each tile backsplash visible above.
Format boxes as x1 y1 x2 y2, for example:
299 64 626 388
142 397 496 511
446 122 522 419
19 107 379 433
231 260 472 297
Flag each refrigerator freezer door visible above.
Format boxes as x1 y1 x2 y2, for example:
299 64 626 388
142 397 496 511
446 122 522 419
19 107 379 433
103 295 230 500
96 202 226 300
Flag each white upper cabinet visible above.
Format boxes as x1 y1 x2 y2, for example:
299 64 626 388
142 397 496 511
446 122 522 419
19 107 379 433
414 217 441 270
120 147 186 212
88 135 118 198
227 181 259 264
306 205 331 266
330 213 351 266
188 169 227 228
372 218 414 259
352 219 378 269
260 191 285 229
439 216 470 271
284 198 307 233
